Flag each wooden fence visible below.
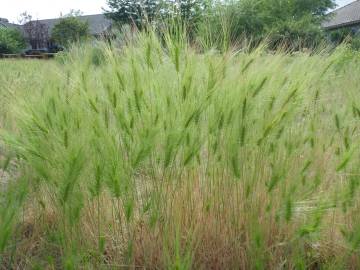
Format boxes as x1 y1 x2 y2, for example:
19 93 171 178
0 53 56 59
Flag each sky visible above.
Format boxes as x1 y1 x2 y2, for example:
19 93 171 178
0 0 357 24
1 0 107 23
337 0 356 8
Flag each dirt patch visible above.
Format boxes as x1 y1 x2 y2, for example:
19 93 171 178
0 169 11 187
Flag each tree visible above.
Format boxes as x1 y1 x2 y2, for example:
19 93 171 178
23 21 49 49
105 0 211 32
206 0 336 49
264 0 336 48
20 12 50 50
105 0 164 29
177 0 210 23
104 0 335 49
0 27 26 54
51 16 89 47
18 11 32 25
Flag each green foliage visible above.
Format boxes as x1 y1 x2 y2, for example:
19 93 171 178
351 36 360 51
174 0 211 28
105 0 210 31
105 0 164 29
197 0 335 49
330 28 352 44
329 28 360 51
104 0 336 49
51 16 89 47
0 27 26 54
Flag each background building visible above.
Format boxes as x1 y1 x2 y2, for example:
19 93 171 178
323 0 360 32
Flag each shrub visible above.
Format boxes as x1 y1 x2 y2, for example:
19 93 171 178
51 16 89 47
0 28 26 54
351 36 360 50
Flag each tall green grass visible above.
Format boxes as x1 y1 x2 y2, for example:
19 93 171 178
1 33 360 269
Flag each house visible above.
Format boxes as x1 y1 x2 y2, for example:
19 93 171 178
323 0 360 33
1 14 112 50
27 14 112 39
23 14 112 50
0 18 21 30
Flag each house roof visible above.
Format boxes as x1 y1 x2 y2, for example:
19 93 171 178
323 0 360 30
23 14 112 36
0 19 21 29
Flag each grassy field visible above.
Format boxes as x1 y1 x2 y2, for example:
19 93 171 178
1 34 360 269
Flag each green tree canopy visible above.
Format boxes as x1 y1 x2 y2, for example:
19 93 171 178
105 0 163 29
0 27 26 54
104 0 336 49
51 16 89 47
208 0 336 49
105 0 210 30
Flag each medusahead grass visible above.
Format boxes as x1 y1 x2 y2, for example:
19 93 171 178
1 30 360 269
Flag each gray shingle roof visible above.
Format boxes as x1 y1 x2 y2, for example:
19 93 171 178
24 14 112 36
323 0 360 30
0 19 21 30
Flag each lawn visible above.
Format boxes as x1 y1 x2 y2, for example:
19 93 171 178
1 35 360 269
